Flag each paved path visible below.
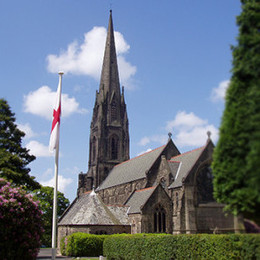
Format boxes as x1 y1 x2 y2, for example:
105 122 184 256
37 248 72 259
37 248 105 259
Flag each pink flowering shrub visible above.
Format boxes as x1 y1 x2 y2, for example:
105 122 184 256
0 178 44 260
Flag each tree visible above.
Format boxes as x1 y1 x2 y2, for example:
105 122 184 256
0 178 44 259
34 186 70 247
212 0 260 223
0 98 40 191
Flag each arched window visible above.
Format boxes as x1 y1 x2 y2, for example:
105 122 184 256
111 100 117 121
111 135 119 160
153 205 166 233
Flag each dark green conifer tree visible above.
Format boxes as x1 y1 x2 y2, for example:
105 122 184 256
212 0 260 223
0 98 40 190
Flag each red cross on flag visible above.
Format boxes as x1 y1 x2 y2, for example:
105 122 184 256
49 72 63 152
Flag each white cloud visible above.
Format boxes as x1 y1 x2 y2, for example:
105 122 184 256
138 111 218 150
211 80 230 102
138 136 150 146
166 111 218 148
24 86 87 120
174 124 218 147
40 175 73 193
46 26 136 88
26 140 52 157
17 123 36 139
138 135 167 147
166 111 207 131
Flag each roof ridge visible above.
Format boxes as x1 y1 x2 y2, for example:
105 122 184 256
170 145 205 160
136 186 155 192
114 144 166 168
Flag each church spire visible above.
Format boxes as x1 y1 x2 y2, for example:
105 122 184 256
77 11 130 196
99 10 120 99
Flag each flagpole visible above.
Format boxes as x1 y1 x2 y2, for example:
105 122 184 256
51 72 63 260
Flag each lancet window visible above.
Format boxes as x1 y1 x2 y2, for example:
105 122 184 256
110 135 119 160
153 205 166 233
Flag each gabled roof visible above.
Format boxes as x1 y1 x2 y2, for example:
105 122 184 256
58 190 126 225
97 145 167 190
125 187 156 214
168 146 205 189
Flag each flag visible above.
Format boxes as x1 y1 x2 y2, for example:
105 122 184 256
49 72 63 152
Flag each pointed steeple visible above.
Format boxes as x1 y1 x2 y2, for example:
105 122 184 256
99 10 120 100
77 11 130 196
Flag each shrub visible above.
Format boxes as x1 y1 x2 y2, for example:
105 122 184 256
103 233 260 260
0 178 44 260
60 232 107 257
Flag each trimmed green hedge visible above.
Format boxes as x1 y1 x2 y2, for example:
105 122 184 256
103 234 260 260
60 232 107 257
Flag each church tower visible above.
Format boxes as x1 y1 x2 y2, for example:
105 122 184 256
78 11 130 196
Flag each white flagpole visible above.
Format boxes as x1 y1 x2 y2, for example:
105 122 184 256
51 72 63 260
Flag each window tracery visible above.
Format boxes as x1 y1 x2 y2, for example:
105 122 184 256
153 205 166 233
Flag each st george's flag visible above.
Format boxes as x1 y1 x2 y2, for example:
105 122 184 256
49 73 63 152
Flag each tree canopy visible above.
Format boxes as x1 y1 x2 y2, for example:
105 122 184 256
34 186 70 247
212 0 260 223
0 98 40 190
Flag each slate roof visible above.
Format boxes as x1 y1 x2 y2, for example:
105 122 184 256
168 146 205 189
168 161 180 179
108 205 130 225
125 187 156 214
59 190 127 225
97 145 166 190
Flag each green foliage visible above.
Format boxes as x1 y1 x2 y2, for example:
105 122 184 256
60 232 106 257
33 186 70 247
103 233 260 260
0 98 40 191
0 178 44 259
212 0 260 222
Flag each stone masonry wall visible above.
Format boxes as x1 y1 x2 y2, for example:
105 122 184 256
98 178 147 205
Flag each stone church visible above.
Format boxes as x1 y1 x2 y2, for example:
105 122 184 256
58 11 243 244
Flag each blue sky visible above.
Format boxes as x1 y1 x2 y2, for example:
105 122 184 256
0 1 241 202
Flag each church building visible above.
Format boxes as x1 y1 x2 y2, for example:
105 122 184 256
58 11 243 245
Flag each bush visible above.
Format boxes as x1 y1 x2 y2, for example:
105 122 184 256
0 178 44 259
103 233 260 260
60 232 107 257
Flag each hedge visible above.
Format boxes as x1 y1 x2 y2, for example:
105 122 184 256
60 232 107 257
103 234 260 260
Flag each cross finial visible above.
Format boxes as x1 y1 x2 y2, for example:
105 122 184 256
207 131 212 141
168 132 172 139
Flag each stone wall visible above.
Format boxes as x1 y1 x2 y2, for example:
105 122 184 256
141 185 173 234
196 203 237 233
98 178 147 205
128 214 142 234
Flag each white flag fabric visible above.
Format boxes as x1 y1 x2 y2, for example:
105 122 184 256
49 74 62 152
